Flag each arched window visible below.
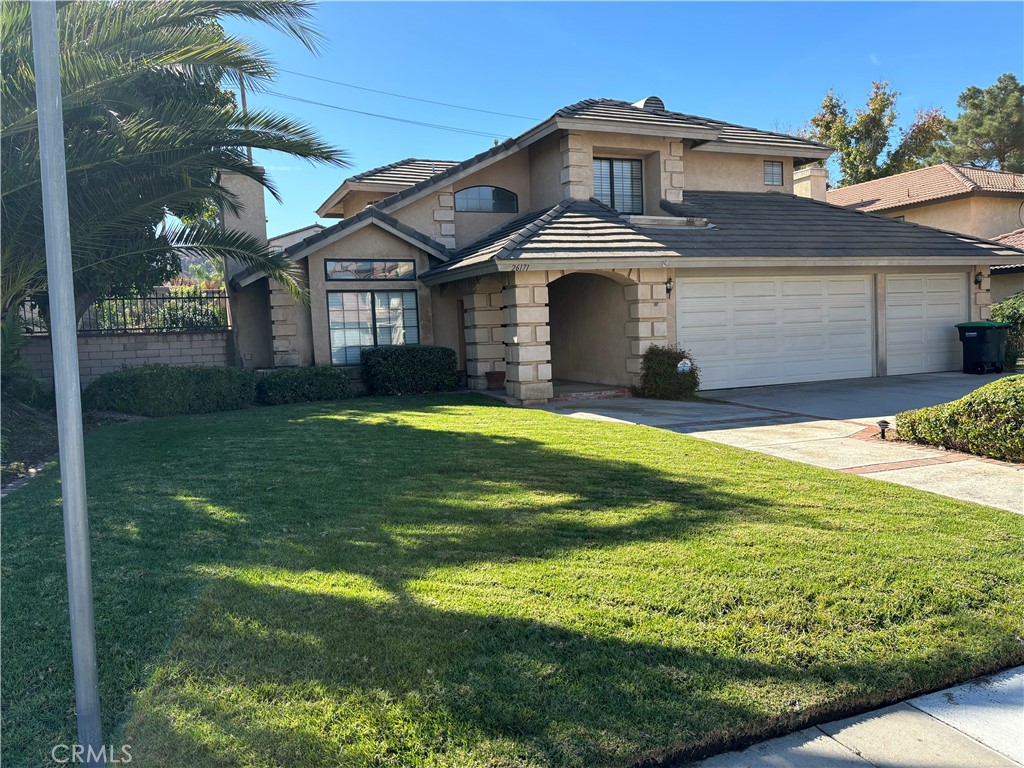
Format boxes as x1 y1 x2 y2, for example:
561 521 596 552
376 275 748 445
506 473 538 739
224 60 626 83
454 186 518 213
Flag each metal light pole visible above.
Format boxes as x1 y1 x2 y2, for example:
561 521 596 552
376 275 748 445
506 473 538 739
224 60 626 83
29 2 105 765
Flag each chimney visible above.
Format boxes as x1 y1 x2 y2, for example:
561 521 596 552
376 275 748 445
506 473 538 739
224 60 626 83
218 169 268 250
793 166 828 201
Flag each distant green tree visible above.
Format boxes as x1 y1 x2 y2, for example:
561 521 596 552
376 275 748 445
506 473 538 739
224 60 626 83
936 73 1024 172
807 81 946 186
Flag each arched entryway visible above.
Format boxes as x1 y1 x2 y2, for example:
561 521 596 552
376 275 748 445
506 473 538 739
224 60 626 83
547 272 632 388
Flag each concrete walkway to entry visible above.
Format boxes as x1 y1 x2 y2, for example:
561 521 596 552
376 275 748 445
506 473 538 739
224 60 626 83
685 666 1023 768
539 372 1023 513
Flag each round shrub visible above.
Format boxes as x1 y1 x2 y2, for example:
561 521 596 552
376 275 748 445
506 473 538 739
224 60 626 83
895 376 1024 461
631 345 700 400
360 345 458 396
256 366 352 406
83 364 256 417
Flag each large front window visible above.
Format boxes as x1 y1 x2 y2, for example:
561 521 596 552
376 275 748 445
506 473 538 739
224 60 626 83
327 290 419 366
593 158 643 214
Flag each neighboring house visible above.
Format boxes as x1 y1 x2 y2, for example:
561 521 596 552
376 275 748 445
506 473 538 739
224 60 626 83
222 96 1024 403
990 228 1024 301
826 163 1024 302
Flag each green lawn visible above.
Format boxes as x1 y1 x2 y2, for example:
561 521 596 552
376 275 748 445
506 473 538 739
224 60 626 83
3 395 1023 768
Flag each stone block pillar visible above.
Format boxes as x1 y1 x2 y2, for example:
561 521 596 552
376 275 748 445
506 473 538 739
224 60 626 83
269 281 302 367
463 282 505 390
624 270 670 385
663 142 685 203
502 273 552 404
560 133 590 200
434 192 456 250
972 265 993 321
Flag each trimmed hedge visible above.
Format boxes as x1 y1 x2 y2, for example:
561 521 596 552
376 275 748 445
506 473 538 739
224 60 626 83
360 345 458 395
83 365 256 417
895 376 1024 462
631 345 700 400
991 291 1024 369
256 366 352 406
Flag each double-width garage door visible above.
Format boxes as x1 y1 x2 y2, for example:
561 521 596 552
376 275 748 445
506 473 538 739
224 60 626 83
676 273 968 390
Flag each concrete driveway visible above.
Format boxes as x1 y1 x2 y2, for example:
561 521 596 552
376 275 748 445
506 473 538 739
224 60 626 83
539 373 1023 514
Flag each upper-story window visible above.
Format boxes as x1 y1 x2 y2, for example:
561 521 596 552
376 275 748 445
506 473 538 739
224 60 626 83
593 158 643 214
454 186 518 213
764 161 784 186
325 259 416 281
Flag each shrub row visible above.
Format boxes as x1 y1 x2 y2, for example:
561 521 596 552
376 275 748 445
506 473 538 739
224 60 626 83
632 345 700 400
83 365 257 417
83 344 459 416
895 376 1024 462
83 365 352 417
360 345 458 395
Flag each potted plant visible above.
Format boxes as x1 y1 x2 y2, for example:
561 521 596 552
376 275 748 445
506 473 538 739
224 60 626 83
484 370 506 390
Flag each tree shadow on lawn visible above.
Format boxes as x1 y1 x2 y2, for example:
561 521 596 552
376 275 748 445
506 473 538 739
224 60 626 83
4 396 1022 768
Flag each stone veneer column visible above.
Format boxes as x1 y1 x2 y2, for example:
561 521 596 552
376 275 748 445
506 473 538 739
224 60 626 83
502 272 552 404
434 192 456 250
463 283 505 390
663 142 685 203
560 133 590 200
972 265 993 321
624 269 670 385
269 280 301 367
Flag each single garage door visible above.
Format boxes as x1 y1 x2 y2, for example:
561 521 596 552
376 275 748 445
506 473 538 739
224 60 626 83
677 275 874 390
885 273 967 375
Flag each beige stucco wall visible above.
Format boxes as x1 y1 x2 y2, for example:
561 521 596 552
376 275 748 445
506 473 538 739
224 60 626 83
228 277 273 369
453 151 531 247
24 330 234 388
430 287 465 369
219 170 268 244
887 196 1024 240
529 133 564 210
340 189 394 218
305 225 439 366
548 273 631 386
992 273 1024 303
684 151 793 193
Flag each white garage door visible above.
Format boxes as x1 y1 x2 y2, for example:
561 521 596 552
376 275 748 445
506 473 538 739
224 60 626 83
885 273 967 375
677 275 874 390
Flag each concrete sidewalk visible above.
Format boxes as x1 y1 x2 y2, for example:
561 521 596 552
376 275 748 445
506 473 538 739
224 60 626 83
684 667 1024 767
539 375 1023 513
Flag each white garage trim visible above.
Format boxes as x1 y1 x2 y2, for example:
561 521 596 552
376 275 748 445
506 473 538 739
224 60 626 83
884 272 968 375
676 274 875 390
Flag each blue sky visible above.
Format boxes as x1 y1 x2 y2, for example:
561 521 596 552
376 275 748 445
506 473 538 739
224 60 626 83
225 2 1024 236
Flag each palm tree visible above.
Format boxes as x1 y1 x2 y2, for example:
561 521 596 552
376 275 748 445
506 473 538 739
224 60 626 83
1 0 347 319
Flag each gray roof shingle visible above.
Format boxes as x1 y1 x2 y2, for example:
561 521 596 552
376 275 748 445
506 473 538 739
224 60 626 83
423 191 1024 280
345 158 459 186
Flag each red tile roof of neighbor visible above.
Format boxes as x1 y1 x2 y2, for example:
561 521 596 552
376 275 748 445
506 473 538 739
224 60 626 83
827 163 1024 213
992 227 1024 250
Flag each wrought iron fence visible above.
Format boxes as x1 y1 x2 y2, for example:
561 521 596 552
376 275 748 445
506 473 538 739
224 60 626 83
19 290 230 335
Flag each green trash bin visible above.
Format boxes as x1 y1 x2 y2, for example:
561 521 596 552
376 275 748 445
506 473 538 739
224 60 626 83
955 321 1010 374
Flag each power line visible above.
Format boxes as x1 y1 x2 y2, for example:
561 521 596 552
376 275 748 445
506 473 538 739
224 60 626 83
264 90 509 139
276 67 541 121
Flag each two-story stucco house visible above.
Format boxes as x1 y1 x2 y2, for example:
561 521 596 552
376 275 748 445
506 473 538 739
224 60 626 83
224 96 1024 404
826 163 1024 302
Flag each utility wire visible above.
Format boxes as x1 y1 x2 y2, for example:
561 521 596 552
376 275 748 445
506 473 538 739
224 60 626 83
264 90 509 139
276 67 541 121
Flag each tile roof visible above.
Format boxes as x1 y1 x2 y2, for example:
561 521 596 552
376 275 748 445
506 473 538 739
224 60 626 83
992 228 1024 273
827 163 1024 212
423 199 679 277
554 99 832 154
345 158 459 186
423 191 1024 280
992 227 1024 250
